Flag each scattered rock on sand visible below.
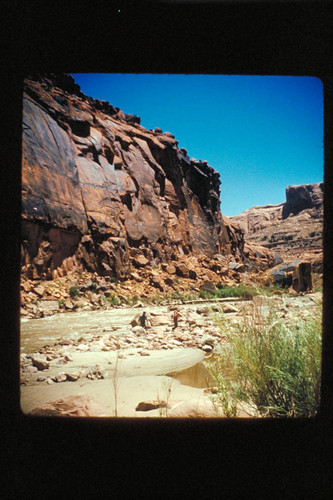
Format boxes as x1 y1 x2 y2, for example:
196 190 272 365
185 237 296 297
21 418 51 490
136 400 168 412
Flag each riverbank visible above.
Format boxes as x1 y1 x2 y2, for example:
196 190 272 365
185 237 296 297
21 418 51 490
20 292 321 418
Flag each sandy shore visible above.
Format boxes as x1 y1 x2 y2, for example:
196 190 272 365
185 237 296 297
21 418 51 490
20 348 219 417
21 374 216 417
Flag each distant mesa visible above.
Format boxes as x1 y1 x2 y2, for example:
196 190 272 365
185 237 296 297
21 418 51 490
230 182 323 274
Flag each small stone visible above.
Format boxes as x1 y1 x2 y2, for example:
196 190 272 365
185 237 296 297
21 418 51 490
22 365 38 374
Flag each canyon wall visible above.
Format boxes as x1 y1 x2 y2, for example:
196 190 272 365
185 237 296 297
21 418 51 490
22 74 246 280
230 183 323 272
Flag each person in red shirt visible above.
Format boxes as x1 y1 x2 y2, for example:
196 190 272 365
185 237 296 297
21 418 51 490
173 309 180 329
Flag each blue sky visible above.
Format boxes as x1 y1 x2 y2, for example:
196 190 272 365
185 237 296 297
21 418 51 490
71 73 323 216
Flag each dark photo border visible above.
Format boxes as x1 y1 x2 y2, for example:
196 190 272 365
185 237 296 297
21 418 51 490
2 1 332 497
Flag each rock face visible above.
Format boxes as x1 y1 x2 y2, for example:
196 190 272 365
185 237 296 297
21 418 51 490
22 74 246 280
230 183 323 272
282 183 323 219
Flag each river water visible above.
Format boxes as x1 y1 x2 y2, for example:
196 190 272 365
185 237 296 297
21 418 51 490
20 305 213 388
20 308 143 354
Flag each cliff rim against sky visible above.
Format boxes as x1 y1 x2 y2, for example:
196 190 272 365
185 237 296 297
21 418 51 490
22 73 279 282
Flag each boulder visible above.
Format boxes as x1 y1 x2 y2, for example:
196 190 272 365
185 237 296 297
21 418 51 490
133 255 149 267
65 372 80 382
221 303 239 314
188 269 197 280
164 277 174 287
272 269 292 288
131 314 141 327
292 261 313 293
176 263 190 278
202 344 213 353
64 300 74 310
135 400 168 412
132 326 146 335
86 369 105 380
31 355 50 371
52 373 67 383
150 315 170 327
22 365 38 374
39 300 60 314
200 281 216 293
34 285 45 297
150 275 162 288
167 399 218 418
174 333 191 342
29 394 108 417
202 335 215 347
77 344 89 352
164 265 176 275
229 262 246 273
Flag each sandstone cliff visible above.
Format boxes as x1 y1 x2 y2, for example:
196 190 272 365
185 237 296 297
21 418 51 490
230 183 323 273
22 74 249 281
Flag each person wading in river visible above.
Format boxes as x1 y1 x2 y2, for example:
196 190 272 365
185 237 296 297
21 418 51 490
139 311 148 329
172 309 180 330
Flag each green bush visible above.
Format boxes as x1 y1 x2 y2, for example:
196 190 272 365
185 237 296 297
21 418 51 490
69 285 80 300
199 285 259 301
127 294 139 306
208 300 322 417
107 293 120 306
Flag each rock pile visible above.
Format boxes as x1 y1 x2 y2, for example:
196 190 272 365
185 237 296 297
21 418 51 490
20 246 280 318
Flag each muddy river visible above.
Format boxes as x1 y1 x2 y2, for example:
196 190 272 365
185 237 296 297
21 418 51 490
20 304 214 388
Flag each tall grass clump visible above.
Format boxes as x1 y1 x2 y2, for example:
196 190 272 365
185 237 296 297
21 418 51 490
208 300 322 417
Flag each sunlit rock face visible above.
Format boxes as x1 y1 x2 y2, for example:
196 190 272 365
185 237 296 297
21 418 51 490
230 183 323 272
282 183 323 219
21 74 244 279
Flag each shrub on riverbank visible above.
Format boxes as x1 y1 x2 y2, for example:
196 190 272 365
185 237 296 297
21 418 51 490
199 284 259 301
208 299 322 417
69 285 80 299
